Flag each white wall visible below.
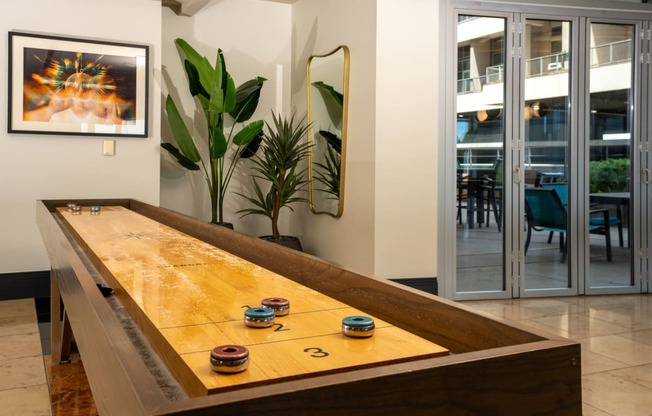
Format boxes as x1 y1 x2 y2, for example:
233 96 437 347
160 0 292 238
292 0 440 279
0 0 161 274
292 0 378 274
374 0 439 279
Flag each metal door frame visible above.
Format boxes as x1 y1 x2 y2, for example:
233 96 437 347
442 0 652 300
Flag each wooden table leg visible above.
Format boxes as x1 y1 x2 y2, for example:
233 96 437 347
50 270 62 364
60 311 73 363
50 270 73 364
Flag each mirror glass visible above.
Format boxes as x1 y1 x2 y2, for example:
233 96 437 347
307 45 349 217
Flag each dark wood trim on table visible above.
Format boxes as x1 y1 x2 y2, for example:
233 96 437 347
37 199 582 416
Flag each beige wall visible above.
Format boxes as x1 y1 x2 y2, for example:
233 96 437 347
292 0 378 274
374 0 439 278
292 0 440 279
0 0 161 273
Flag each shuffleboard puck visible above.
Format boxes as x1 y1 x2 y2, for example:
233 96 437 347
261 297 290 316
244 307 275 328
342 316 375 338
210 345 249 373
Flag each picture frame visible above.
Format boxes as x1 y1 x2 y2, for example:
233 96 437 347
8 31 149 137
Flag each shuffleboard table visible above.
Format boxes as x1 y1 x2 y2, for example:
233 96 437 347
37 199 582 415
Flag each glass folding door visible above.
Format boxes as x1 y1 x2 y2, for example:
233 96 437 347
643 22 652 294
455 15 507 294
520 19 574 293
449 3 651 299
586 23 636 292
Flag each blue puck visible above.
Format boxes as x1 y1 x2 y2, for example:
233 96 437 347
342 315 375 338
244 307 275 328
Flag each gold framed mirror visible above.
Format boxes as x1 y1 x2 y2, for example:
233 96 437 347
307 45 349 217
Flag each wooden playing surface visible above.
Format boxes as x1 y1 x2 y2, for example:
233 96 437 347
57 206 448 395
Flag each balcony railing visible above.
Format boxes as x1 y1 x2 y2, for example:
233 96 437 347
526 52 569 78
457 39 632 94
591 39 631 68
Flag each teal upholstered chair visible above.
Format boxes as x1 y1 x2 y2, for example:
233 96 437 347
540 182 623 248
482 158 503 231
524 187 612 262
541 182 568 205
588 207 624 248
541 182 568 244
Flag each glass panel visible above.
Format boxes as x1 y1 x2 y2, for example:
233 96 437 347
588 23 633 288
522 20 572 291
455 15 506 293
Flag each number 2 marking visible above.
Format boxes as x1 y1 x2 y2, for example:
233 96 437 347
274 323 289 332
304 347 329 358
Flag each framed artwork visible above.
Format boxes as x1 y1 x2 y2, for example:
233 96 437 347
8 31 149 137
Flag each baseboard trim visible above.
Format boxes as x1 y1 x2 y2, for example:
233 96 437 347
0 270 50 300
390 277 438 296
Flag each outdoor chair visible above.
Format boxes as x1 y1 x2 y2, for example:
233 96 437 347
524 187 612 262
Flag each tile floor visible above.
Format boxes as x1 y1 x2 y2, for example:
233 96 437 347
1 295 650 415
463 294 652 416
0 298 51 416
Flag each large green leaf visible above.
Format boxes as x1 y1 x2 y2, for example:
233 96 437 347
312 81 343 107
165 95 200 162
210 125 228 160
176 39 214 94
197 94 209 113
183 60 209 99
235 77 267 101
318 130 342 154
161 142 200 170
233 120 264 146
175 38 203 67
195 57 215 94
223 73 237 114
230 77 266 122
208 50 225 116
218 49 229 91
240 132 263 159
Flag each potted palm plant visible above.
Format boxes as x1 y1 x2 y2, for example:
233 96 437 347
162 38 266 227
237 112 312 250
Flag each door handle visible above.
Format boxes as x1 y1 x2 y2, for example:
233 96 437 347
514 166 522 183
643 167 652 185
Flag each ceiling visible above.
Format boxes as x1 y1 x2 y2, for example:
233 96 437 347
161 0 212 16
162 0 297 16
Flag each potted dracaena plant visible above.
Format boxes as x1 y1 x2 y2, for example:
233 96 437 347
237 112 312 251
162 38 266 227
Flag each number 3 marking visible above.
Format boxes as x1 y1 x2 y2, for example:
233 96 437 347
304 347 329 358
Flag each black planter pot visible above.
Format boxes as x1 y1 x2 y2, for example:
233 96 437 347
215 222 234 230
260 235 303 251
